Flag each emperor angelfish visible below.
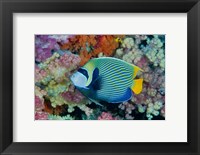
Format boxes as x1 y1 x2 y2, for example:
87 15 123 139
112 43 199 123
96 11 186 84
70 57 143 104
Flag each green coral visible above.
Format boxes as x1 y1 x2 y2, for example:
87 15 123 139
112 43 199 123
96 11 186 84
146 101 164 120
142 35 165 70
138 104 145 113
48 114 74 120
46 81 69 97
122 37 134 49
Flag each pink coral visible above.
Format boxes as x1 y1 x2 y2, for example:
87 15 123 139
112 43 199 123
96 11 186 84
98 112 117 120
35 65 47 82
35 95 48 120
136 57 148 69
61 90 85 103
35 96 45 112
47 53 81 78
133 94 146 104
161 106 165 117
58 53 81 68
35 111 48 120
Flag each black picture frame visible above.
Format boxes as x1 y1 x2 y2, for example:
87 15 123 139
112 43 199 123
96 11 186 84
0 0 200 154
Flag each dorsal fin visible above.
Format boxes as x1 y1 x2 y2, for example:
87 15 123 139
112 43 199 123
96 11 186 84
88 97 103 106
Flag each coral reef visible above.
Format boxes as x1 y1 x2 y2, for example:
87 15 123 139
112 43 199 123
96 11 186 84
35 35 72 62
35 35 165 120
61 35 124 66
35 95 48 120
98 112 118 120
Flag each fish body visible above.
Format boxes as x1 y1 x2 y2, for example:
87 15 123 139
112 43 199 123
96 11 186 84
70 57 143 104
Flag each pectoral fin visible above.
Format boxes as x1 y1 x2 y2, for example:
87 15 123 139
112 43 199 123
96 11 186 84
131 79 143 94
91 76 102 90
88 97 103 107
92 68 99 82
88 68 102 90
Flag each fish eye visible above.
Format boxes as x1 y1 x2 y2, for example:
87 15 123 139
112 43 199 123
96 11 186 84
78 68 89 79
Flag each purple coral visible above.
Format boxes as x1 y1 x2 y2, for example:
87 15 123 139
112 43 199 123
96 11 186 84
35 35 58 62
35 35 73 62
48 35 74 44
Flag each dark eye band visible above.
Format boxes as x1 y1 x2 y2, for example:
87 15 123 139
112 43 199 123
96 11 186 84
78 68 89 79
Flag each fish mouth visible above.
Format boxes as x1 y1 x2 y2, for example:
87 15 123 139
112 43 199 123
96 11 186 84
69 75 77 87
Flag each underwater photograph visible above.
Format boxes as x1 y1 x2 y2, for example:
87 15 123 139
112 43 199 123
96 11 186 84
35 35 165 120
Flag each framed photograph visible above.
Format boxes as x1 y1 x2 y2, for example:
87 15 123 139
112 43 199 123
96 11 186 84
0 0 200 154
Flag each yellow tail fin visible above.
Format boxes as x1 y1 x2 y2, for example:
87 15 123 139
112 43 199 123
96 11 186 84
131 79 143 94
132 65 143 78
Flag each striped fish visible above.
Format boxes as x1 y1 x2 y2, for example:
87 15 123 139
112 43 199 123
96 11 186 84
70 57 143 104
